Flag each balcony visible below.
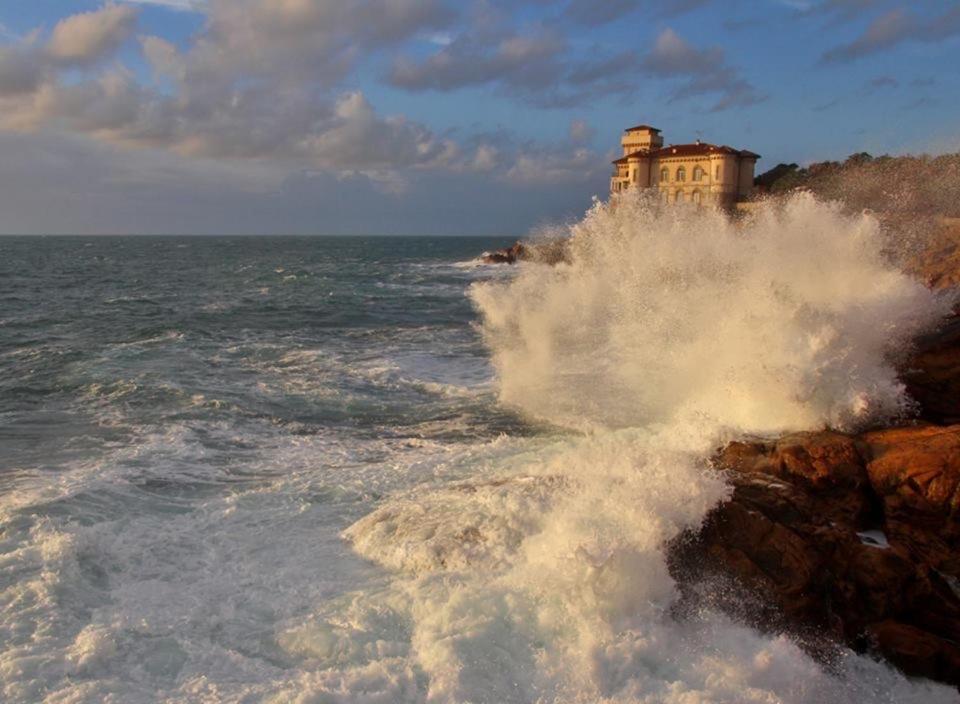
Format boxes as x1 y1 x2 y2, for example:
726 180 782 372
610 177 631 193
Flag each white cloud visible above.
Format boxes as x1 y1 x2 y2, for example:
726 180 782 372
0 0 612 202
640 28 765 111
46 5 139 65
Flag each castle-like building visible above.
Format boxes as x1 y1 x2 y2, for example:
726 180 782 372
610 124 759 207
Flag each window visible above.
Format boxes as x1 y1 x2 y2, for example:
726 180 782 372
715 165 721 180
693 166 704 182
660 167 669 182
675 190 684 203
692 190 702 205
662 189 669 203
676 166 686 182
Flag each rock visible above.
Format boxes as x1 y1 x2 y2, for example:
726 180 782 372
672 425 960 687
901 314 960 425
869 621 960 684
481 241 528 264
480 238 571 265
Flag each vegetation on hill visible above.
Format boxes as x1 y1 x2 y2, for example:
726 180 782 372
755 152 960 218
755 153 960 288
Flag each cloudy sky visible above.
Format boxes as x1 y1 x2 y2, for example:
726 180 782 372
0 0 957 235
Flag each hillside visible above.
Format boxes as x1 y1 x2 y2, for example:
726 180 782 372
755 153 960 289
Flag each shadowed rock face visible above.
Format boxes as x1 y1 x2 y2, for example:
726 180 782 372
903 315 960 425
671 424 960 686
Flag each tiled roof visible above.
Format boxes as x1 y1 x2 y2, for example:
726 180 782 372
612 142 761 164
624 124 661 133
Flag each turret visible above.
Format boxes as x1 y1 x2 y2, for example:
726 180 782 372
621 125 663 156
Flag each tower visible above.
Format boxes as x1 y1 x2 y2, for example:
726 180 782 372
621 125 663 156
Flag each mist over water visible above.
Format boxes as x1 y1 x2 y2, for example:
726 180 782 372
1 201 958 702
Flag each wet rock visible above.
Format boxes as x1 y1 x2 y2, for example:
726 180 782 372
480 238 571 265
672 425 960 687
481 241 528 264
901 314 960 425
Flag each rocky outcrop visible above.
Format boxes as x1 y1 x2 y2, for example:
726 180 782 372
903 314 960 425
672 425 960 686
482 241 528 264
481 238 571 265
669 312 960 687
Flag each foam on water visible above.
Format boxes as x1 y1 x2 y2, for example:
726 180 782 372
1 222 957 702
340 193 958 702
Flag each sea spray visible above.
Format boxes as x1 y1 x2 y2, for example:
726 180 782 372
471 191 951 433
342 192 957 702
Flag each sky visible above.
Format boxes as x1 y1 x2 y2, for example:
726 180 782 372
0 0 957 235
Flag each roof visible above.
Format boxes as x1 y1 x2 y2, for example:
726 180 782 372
624 124 661 133
612 142 761 163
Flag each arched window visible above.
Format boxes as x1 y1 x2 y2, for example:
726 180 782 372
692 190 702 205
693 166 704 182
660 167 669 182
675 190 684 203
676 166 686 182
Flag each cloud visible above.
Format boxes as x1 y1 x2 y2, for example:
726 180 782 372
120 0 206 10
0 0 470 174
301 92 457 171
863 75 898 93
822 6 960 63
812 98 841 111
0 0 692 229
0 130 605 235
569 119 595 143
389 29 566 93
801 0 880 23
387 20 646 108
46 4 139 65
188 0 455 85
563 0 710 26
0 46 45 97
1 5 140 99
640 29 765 111
821 8 913 62
0 21 18 40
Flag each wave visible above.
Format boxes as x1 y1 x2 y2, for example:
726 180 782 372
341 192 957 702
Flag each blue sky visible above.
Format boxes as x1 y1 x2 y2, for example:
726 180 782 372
0 0 957 234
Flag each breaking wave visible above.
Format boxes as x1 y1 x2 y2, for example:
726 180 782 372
342 192 956 702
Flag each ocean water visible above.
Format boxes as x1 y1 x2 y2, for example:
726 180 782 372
1 198 958 703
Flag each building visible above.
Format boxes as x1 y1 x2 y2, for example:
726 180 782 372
610 124 760 207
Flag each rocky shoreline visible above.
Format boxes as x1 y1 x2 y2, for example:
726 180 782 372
671 314 960 687
480 221 960 687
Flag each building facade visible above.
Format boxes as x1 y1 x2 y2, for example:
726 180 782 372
610 124 759 207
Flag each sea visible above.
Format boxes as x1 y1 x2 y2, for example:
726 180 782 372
2 194 959 703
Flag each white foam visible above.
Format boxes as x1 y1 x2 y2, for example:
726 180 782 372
3 197 956 702
471 192 952 434
338 192 957 702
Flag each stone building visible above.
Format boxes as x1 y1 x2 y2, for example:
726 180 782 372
610 124 759 207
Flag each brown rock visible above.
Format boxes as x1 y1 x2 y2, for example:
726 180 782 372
672 425 960 687
868 620 960 684
863 425 960 517
901 314 960 425
481 241 528 264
